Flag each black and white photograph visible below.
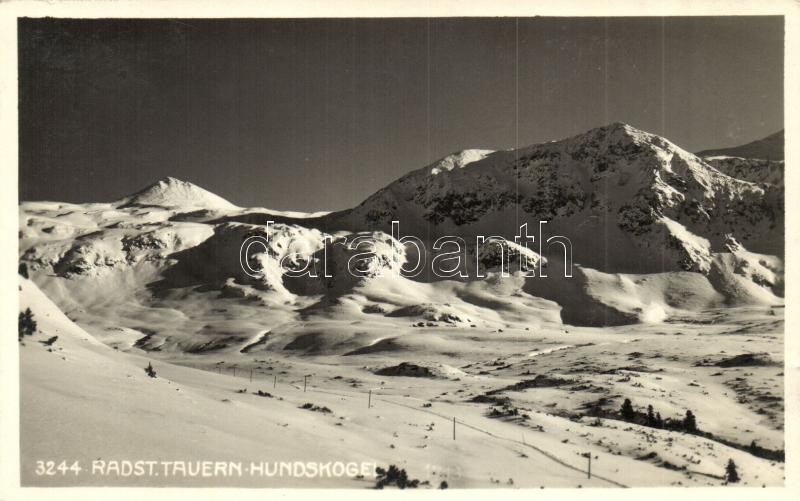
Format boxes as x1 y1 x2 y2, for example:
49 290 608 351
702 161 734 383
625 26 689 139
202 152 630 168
3 0 797 495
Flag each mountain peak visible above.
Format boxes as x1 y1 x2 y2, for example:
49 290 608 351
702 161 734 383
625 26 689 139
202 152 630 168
118 176 238 210
533 122 673 162
600 121 635 131
156 176 186 185
579 122 649 141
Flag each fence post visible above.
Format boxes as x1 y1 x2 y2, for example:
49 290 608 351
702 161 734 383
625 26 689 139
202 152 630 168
368 390 372 408
453 417 456 440
249 369 253 383
274 375 277 388
232 366 236 377
582 453 591 479
304 375 309 392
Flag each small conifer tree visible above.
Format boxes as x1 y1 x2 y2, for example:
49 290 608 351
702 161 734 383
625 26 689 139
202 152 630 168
620 398 635 421
725 459 740 483
683 410 697 433
18 308 37 341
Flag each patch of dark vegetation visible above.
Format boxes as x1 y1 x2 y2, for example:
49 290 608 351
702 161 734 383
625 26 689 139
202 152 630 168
660 460 685 471
665 313 726 325
144 362 157 378
565 363 608 374
374 465 420 489
362 304 386 314
470 394 512 405
724 376 783 423
583 396 785 462
719 438 784 463
714 353 778 368
254 390 273 398
487 402 531 422
601 365 660 374
40 335 58 346
300 403 332 414
18 307 37 341
487 374 575 394
567 383 607 393
375 362 436 378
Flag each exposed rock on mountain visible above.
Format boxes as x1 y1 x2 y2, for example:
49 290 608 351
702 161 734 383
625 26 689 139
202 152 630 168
702 156 784 186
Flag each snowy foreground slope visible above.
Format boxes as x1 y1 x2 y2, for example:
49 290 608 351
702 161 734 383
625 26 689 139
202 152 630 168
18 123 785 487
18 277 785 487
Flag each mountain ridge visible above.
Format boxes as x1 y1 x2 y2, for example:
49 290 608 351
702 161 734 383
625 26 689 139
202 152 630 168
697 130 784 161
19 122 784 330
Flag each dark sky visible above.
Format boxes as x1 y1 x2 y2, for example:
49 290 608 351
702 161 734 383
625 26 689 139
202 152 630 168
19 17 783 211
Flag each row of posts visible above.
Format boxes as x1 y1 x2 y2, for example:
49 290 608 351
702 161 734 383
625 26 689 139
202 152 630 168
213 364 593 479
216 365 310 391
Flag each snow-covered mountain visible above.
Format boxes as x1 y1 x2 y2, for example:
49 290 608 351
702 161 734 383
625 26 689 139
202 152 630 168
696 130 785 188
322 123 783 274
118 176 239 210
19 123 784 333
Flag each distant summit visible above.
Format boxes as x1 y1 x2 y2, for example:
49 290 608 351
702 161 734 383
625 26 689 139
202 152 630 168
697 130 784 161
117 176 237 210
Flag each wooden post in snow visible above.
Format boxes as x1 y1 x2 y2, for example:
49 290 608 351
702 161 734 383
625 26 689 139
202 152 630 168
582 452 591 479
304 375 309 392
249 368 253 383
368 390 372 408
273 375 277 388
453 417 456 440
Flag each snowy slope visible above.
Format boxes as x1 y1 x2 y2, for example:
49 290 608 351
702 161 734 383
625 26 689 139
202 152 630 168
19 276 785 487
